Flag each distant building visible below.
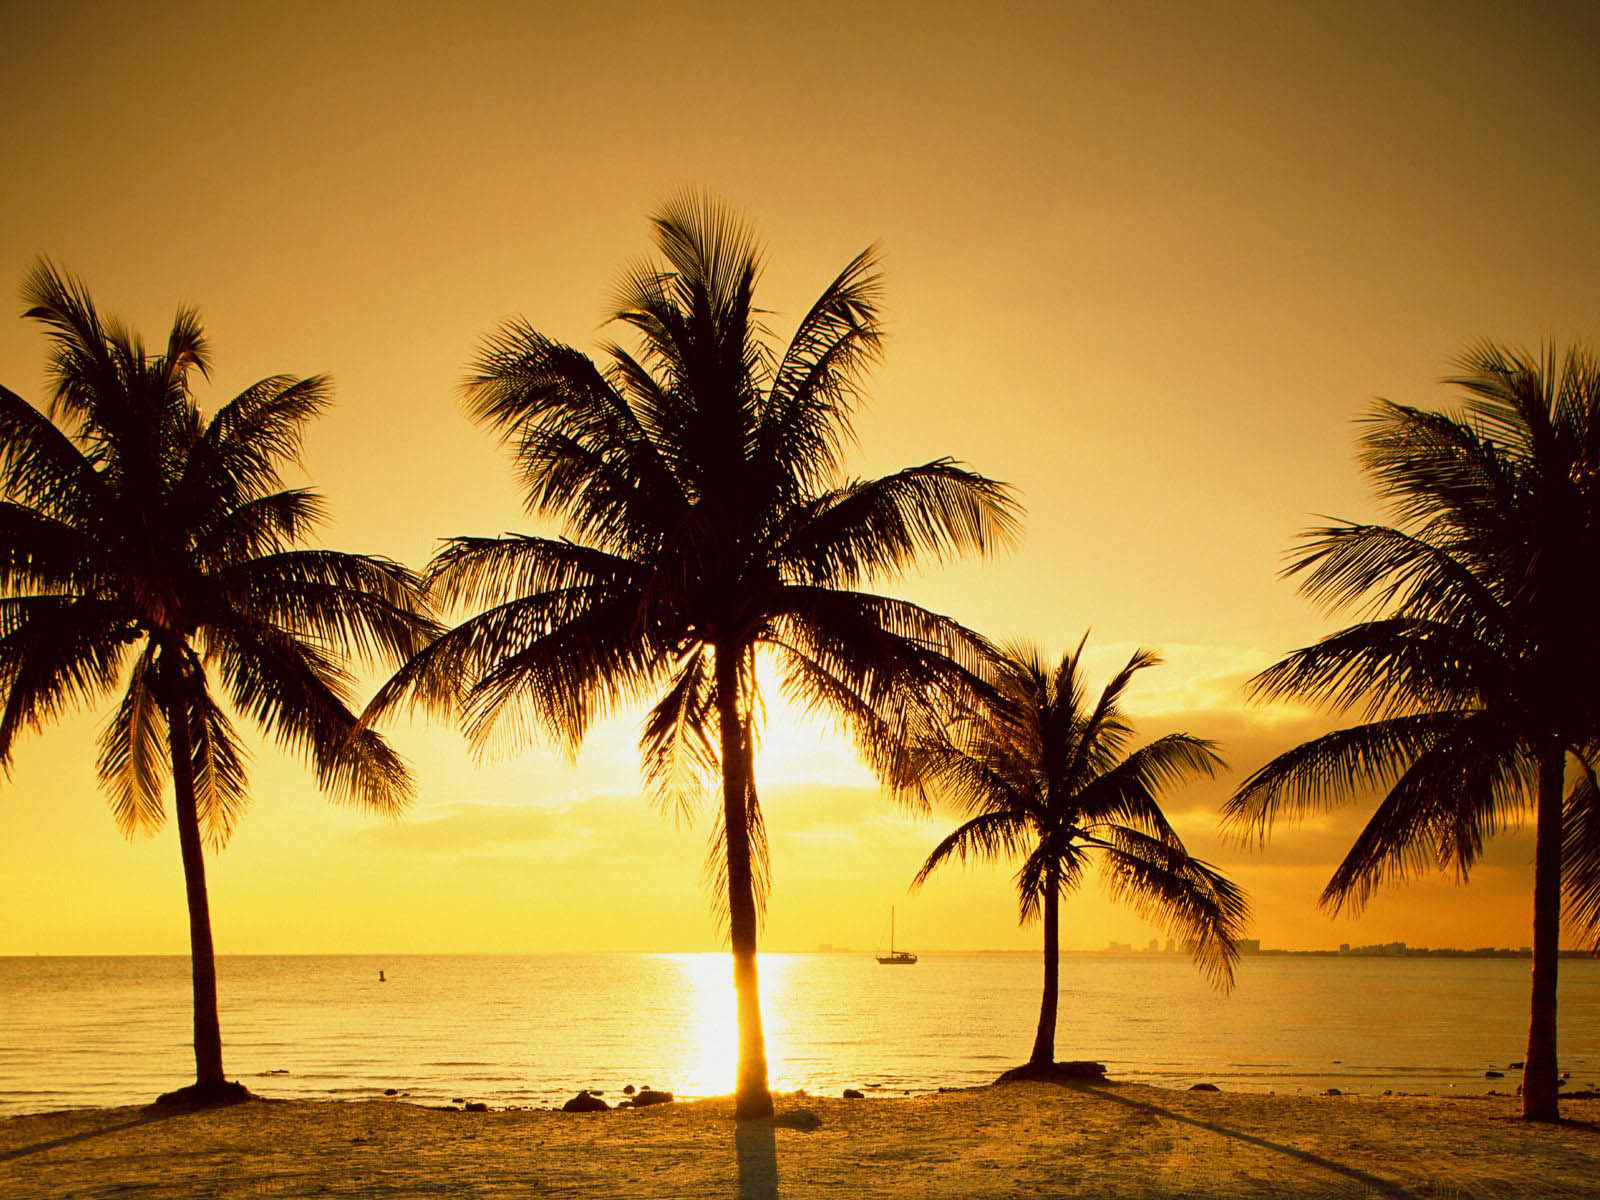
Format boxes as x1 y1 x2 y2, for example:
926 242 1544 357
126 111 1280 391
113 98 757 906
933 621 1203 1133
1341 941 1408 956
1238 938 1261 955
1165 939 1175 954
1148 938 1160 952
1107 941 1132 953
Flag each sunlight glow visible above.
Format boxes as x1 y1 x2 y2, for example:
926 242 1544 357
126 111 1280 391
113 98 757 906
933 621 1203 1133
750 655 877 790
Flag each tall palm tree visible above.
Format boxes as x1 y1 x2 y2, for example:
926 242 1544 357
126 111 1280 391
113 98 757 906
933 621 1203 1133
0 263 435 1103
912 637 1248 1069
369 194 1019 1119
1224 343 1600 1122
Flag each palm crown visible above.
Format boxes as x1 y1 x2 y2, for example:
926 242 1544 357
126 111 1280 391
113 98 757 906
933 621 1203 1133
1 263 432 827
1224 342 1600 1120
913 637 1247 1066
373 194 1020 1117
380 197 1017 781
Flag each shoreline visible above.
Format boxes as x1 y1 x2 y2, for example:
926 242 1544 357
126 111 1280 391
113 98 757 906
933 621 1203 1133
4 1082 1597 1198
3 1069 1567 1122
4 1059 1585 1121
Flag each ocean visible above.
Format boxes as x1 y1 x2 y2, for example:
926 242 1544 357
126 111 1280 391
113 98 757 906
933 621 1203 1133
2 953 1596 1115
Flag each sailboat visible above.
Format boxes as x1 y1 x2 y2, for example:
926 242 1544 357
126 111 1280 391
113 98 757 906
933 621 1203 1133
876 907 918 965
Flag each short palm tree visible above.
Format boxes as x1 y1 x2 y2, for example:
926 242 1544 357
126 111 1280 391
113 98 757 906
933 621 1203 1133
370 194 1019 1119
912 637 1248 1069
1224 343 1600 1122
0 263 435 1103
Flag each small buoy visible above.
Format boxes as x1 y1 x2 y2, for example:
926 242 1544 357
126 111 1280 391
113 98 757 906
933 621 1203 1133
379 970 386 982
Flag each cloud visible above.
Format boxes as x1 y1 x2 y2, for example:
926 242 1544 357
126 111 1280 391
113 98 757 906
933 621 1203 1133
760 782 919 835
357 802 569 852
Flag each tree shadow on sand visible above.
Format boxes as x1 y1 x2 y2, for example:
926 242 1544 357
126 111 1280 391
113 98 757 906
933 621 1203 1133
1083 1085 1408 1197
0 1107 185 1164
735 1118 779 1199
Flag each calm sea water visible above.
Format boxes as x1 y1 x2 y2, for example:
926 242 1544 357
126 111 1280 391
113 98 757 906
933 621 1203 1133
2 953 1597 1115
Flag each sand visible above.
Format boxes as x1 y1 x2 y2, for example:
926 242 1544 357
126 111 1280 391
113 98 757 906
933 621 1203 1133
2 1082 1596 1198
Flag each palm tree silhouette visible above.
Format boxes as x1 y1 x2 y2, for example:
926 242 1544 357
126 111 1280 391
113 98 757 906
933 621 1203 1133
1224 343 1600 1122
371 194 1019 1118
0 263 435 1103
913 638 1247 1068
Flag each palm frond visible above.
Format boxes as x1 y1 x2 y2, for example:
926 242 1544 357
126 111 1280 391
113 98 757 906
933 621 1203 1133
771 461 1021 587
1563 753 1600 947
181 375 331 520
0 501 106 595
192 488 328 568
208 617 411 815
0 382 105 521
96 642 168 837
1063 645 1161 786
769 587 999 792
184 681 252 849
427 533 649 616
1247 617 1508 720
1546 345 1600 463
1318 711 1533 914
756 246 883 494
459 590 666 757
1075 733 1224 834
640 648 718 822
462 324 683 551
159 304 211 388
903 716 1038 820
210 549 437 667
1360 399 1516 524
1287 521 1509 635
1445 341 1559 461
0 596 133 769
19 258 126 430
911 808 1034 888
1225 711 1468 843
1561 755 1600 953
647 191 767 325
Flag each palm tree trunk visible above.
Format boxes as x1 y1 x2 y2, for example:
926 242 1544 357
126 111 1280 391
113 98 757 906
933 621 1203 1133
1029 864 1060 1066
1521 745 1565 1121
166 695 226 1088
716 645 773 1120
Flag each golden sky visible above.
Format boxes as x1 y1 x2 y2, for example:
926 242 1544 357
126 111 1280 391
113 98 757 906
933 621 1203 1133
3 0 1598 956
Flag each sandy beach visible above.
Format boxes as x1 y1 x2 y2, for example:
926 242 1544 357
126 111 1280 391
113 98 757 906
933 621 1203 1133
3 1081 1596 1198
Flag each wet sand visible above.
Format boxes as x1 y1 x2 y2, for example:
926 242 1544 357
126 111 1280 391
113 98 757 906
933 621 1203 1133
2 1081 1597 1198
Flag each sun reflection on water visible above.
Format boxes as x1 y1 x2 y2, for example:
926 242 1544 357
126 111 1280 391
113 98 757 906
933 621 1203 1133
661 952 794 1098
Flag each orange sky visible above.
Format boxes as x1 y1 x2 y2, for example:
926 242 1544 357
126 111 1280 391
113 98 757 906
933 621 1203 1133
3 0 1598 956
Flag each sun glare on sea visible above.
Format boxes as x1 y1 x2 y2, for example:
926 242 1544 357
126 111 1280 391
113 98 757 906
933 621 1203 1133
665 953 794 1097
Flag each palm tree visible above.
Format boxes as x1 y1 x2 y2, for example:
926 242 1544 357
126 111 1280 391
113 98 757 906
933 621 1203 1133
1223 343 1600 1122
0 263 435 1104
912 637 1248 1069
369 194 1019 1119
